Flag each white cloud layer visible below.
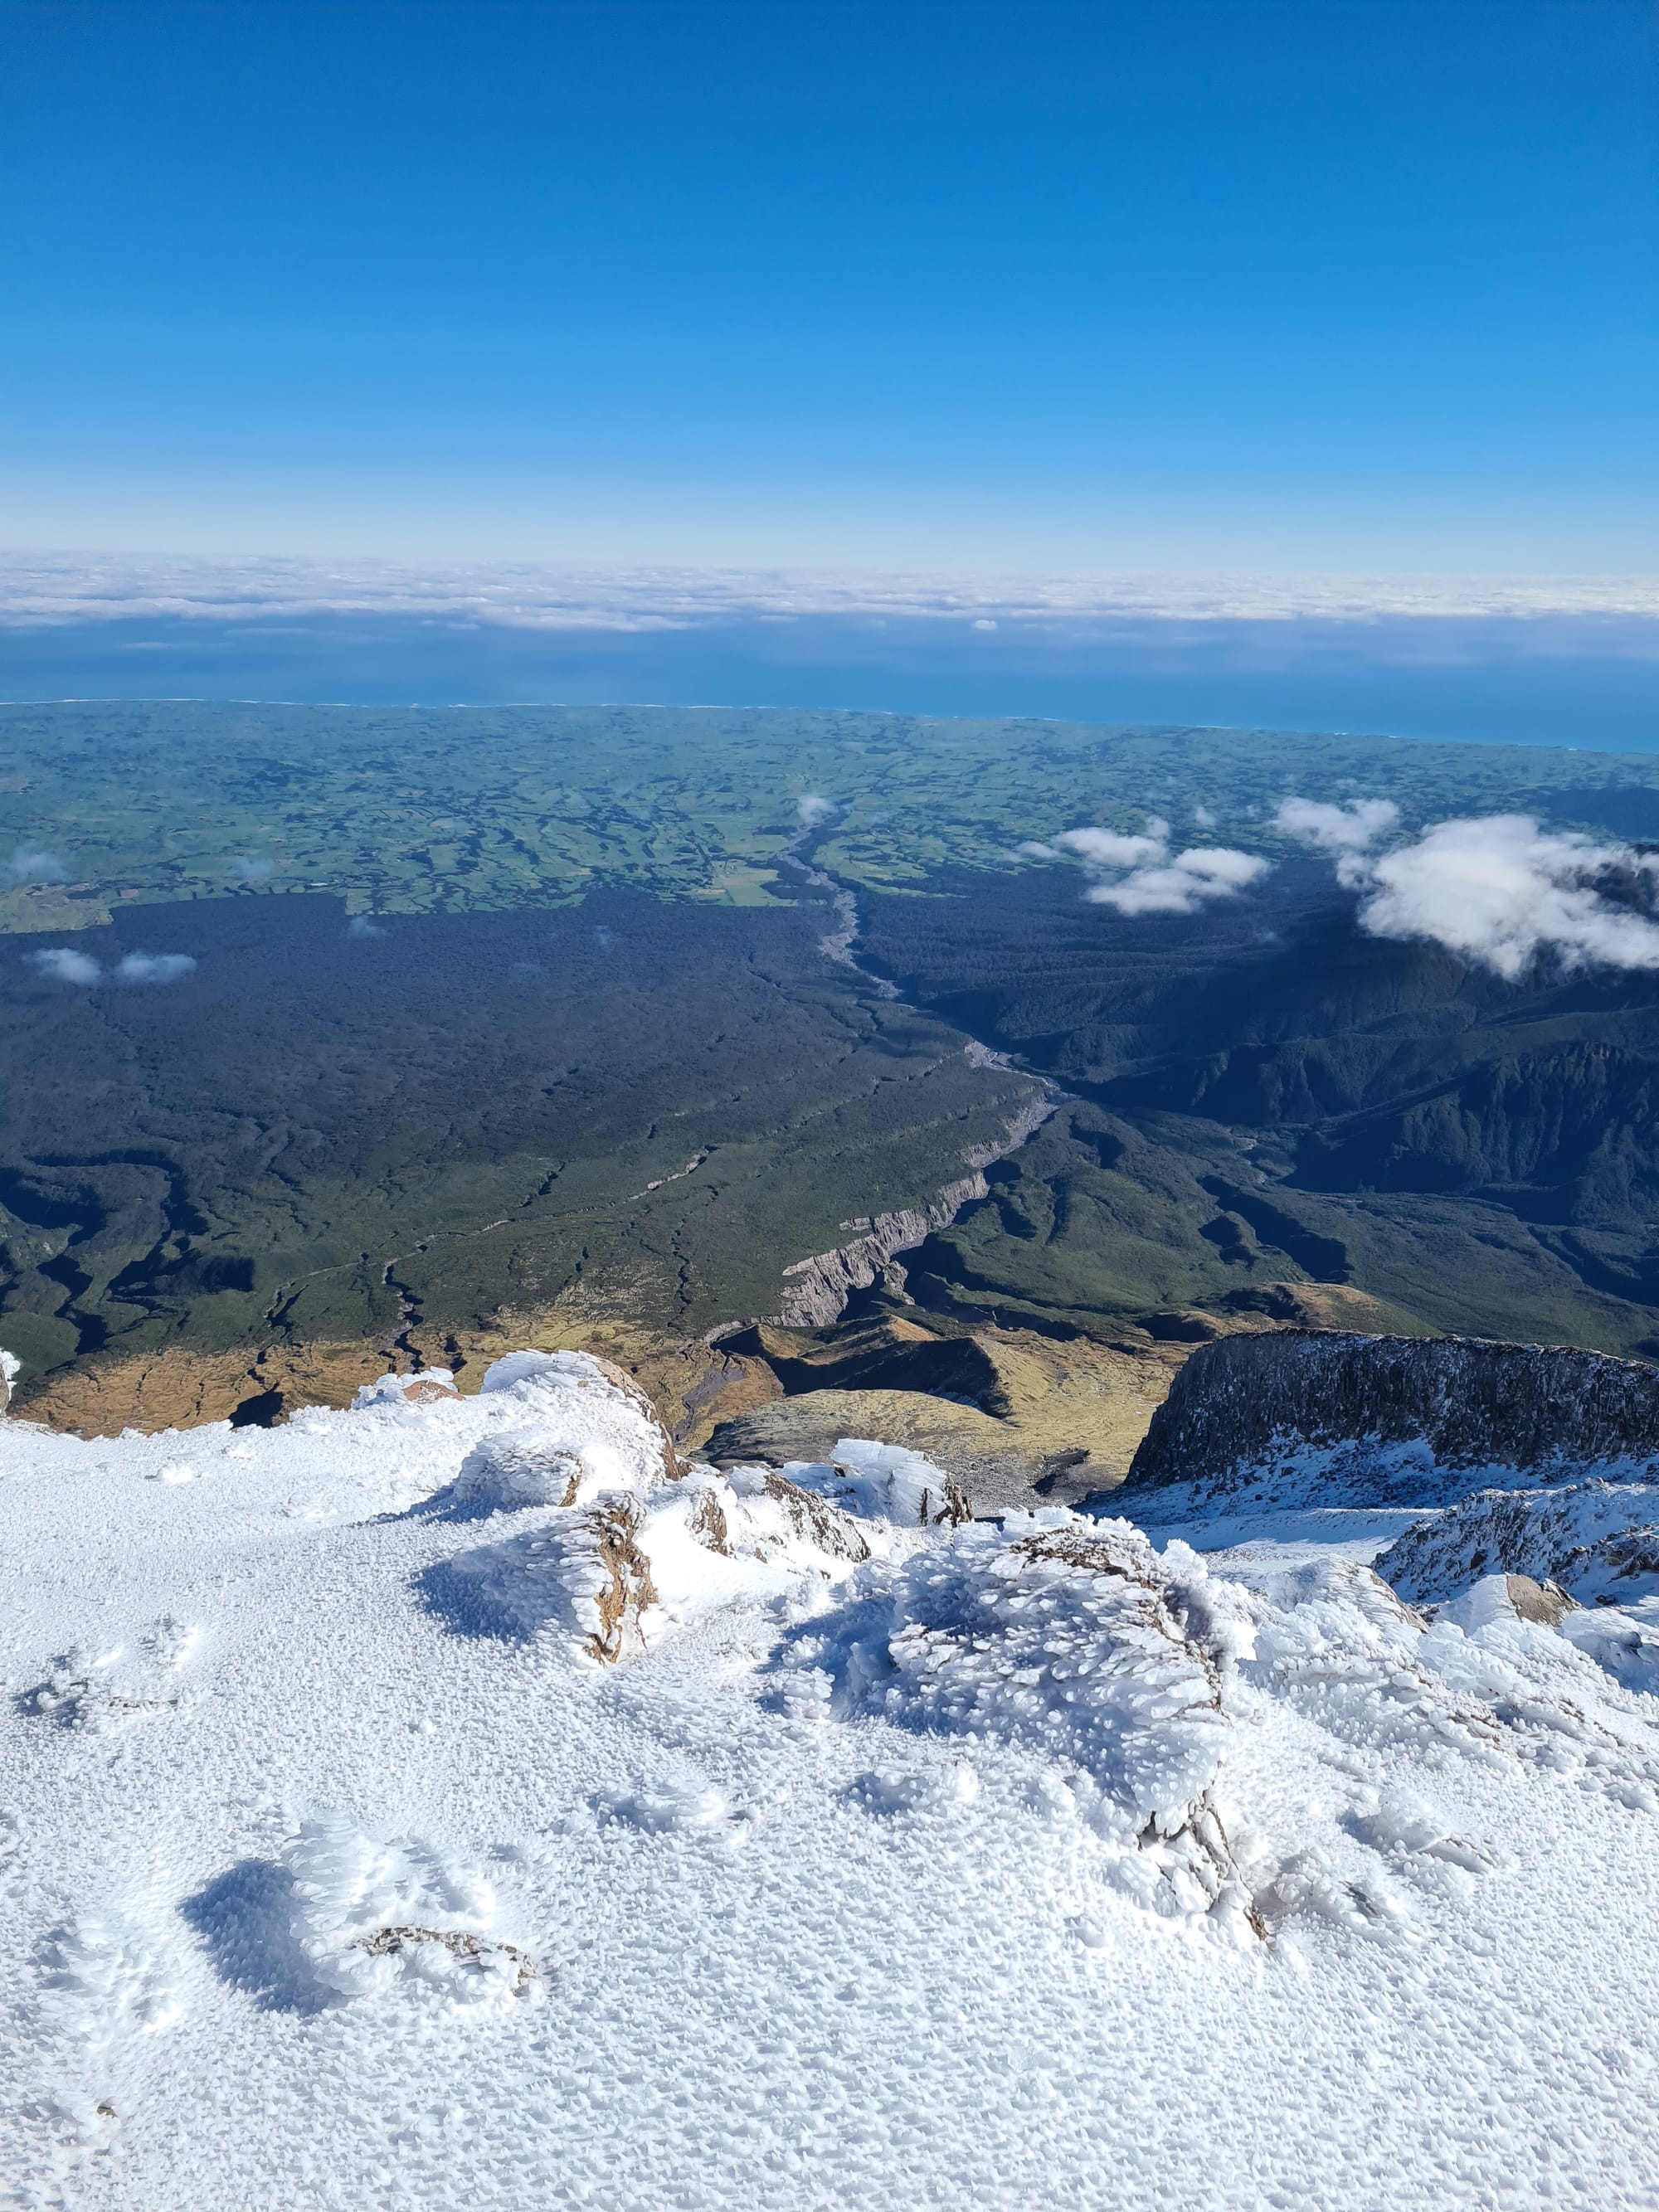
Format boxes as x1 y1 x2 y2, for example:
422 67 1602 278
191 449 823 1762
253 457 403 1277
1053 819 1271 915
22 946 197 986
1279 795 1659 978
0 552 1657 634
1057 823 1171 871
1355 816 1659 980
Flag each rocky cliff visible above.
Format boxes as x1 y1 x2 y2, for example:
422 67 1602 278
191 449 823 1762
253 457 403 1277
1119 1329 1659 1507
771 1174 990 1326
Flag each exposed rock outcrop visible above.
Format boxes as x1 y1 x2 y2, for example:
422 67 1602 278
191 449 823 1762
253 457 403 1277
771 1081 1059 1328
773 1174 993 1326
1380 1479 1659 1607
1121 1329 1659 1508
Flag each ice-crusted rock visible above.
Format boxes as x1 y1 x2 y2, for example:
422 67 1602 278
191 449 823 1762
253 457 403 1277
1381 1480 1659 1607
722 1465 873 1562
285 1816 538 2005
777 1506 1659 1942
406 1351 684 1524
431 1462 872 1660
780 1509 1267 1937
353 1368 461 1407
429 1494 662 1659
777 1438 971 1529
1120 1330 1659 1511
480 1349 682 1480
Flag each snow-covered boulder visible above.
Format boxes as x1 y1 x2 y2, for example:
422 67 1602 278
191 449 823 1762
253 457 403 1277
352 1368 460 1408
479 1349 681 1481
780 1508 1264 1938
0 1347 18 1412
777 1437 971 1529
285 1816 538 2005
427 1461 873 1662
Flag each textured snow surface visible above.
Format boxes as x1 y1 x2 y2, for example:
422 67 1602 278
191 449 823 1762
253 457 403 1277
4 1354 1659 2208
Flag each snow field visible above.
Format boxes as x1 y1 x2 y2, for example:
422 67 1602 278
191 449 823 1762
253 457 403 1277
2 1349 1658 2207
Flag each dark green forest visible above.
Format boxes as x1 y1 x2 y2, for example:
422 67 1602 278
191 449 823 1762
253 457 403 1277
8 699 1659 1390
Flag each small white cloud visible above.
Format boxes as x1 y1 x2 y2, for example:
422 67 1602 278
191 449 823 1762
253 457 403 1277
114 951 197 984
26 946 101 984
1355 814 1659 980
796 794 834 826
1058 816 1270 916
971 617 997 631
1275 796 1400 852
1057 822 1170 870
7 845 66 882
347 913 385 938
1088 847 1271 915
1016 839 1059 860
229 856 274 882
1192 805 1216 828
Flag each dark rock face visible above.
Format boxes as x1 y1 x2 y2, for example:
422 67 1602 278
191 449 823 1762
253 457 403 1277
1120 1330 1659 1502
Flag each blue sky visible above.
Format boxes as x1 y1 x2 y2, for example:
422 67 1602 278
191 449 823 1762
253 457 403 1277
3 0 1655 573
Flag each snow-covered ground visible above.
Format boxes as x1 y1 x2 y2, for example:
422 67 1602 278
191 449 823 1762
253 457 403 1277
4 1349 1659 2210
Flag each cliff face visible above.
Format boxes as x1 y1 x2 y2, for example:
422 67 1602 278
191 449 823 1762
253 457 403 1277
772 1173 991 1326
771 1086 1058 1329
1120 1330 1659 1506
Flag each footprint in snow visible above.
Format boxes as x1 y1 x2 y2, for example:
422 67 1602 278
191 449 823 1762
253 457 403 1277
845 1763 980 1817
597 1782 757 1845
17 1618 202 1730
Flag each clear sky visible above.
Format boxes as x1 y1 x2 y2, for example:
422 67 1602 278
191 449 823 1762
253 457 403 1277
2 0 1655 573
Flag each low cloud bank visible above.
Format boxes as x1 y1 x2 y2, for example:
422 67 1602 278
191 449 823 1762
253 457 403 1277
116 951 197 984
2 553 1657 634
1278 796 1659 978
24 947 197 987
1360 816 1659 980
1055 820 1271 916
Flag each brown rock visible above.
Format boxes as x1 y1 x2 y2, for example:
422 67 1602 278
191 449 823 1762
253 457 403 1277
1503 1574 1577 1629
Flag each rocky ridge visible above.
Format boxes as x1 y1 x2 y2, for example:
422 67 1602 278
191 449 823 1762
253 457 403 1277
1121 1328 1659 1507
